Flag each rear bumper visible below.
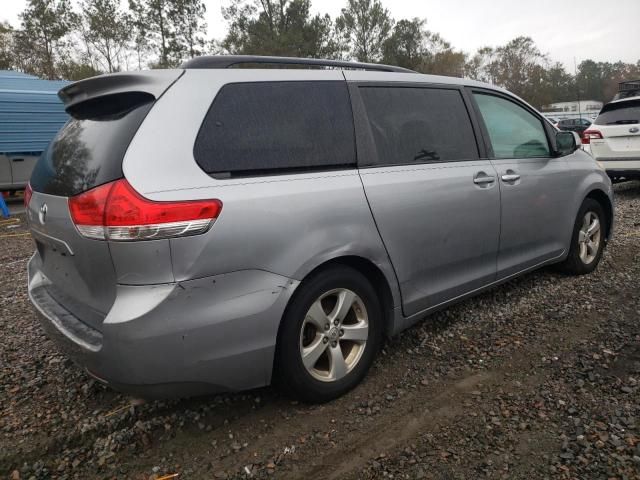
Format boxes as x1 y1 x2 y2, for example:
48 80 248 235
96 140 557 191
594 157 640 174
28 254 299 397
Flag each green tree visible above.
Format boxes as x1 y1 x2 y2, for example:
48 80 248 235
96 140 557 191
57 57 102 80
79 0 131 72
542 62 574 104
465 46 495 83
336 0 393 62
171 0 207 59
382 19 465 76
467 37 552 107
576 60 640 103
490 37 548 98
420 32 466 77
129 0 178 68
222 0 339 59
381 18 425 70
0 22 14 70
17 0 78 79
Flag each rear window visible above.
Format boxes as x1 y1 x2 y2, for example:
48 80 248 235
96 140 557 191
30 93 153 197
193 81 355 177
358 87 478 166
595 99 640 125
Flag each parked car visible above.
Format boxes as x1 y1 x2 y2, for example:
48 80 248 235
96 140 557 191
26 56 614 403
583 96 640 181
557 118 592 136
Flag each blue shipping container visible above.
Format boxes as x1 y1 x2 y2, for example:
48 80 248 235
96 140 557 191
0 70 70 154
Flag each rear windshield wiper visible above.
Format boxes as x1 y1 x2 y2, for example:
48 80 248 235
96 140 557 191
606 120 639 125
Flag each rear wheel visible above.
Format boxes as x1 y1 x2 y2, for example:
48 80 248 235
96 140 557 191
275 266 383 403
556 198 606 275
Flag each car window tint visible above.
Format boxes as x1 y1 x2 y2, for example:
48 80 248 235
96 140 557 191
194 81 355 176
473 93 550 159
358 87 478 166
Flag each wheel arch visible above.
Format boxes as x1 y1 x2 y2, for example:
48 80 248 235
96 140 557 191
276 256 398 350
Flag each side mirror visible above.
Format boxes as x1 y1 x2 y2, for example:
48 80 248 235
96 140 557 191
555 131 579 156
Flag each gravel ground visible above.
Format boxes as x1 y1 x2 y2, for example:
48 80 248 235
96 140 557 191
1 181 639 480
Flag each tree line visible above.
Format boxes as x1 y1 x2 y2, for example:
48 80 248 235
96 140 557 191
1 0 638 108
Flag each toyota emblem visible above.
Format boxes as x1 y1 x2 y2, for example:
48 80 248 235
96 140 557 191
630 127 639 134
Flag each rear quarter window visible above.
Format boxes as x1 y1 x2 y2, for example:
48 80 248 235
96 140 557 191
194 81 356 177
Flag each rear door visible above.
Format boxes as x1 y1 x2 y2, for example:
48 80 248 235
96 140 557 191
350 82 500 316
28 98 154 328
470 90 573 279
27 71 182 329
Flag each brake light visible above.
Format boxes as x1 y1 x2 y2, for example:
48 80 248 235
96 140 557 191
582 130 603 144
68 179 222 241
24 183 33 208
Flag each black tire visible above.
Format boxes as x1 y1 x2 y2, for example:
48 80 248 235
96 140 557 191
556 198 606 275
274 265 383 403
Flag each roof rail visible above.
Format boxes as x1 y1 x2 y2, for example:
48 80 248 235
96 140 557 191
180 55 415 73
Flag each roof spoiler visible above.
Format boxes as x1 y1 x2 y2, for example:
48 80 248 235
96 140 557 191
58 70 184 112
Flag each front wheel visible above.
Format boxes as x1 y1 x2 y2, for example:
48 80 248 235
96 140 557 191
556 198 606 275
274 266 383 403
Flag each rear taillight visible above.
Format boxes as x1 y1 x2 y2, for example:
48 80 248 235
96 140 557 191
68 179 222 241
24 183 33 208
582 130 603 144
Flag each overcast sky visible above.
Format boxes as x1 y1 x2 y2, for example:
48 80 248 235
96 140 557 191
2 0 639 70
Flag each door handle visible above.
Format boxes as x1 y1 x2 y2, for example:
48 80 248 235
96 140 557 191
501 174 521 182
12 158 25 162
473 174 495 185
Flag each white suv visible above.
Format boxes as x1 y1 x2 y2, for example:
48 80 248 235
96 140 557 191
584 96 640 181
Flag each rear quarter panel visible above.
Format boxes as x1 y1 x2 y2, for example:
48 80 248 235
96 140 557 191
122 69 401 306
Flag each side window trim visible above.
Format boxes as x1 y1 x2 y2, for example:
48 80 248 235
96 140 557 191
467 87 554 160
349 82 482 169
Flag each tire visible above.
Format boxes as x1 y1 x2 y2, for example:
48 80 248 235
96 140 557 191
556 198 606 275
274 265 383 403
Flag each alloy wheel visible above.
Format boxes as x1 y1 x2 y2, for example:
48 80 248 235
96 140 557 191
578 211 601 265
299 288 369 382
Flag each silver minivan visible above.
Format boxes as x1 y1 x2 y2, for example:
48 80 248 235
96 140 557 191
26 56 614 402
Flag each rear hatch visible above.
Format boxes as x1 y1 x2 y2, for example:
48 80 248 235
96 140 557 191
589 98 640 159
27 70 183 330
